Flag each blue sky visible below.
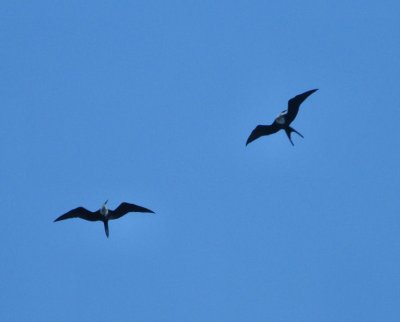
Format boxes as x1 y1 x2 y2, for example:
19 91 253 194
1 1 400 321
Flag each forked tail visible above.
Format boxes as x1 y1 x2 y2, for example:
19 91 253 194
285 126 304 146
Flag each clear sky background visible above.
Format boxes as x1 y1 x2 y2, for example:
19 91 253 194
1 1 399 321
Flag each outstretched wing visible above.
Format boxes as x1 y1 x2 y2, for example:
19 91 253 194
54 207 101 222
109 202 154 220
286 89 318 124
246 123 280 145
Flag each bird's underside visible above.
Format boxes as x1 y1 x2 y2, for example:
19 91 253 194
246 89 318 146
54 202 154 238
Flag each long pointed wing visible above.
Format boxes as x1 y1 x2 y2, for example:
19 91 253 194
54 207 101 222
286 89 318 124
246 123 280 145
109 202 154 220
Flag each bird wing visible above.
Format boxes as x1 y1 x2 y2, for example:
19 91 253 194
246 123 280 145
286 89 318 124
109 202 154 220
54 207 101 222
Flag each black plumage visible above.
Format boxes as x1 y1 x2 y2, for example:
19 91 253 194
246 89 318 146
54 201 154 238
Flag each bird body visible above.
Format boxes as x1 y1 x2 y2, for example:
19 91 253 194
100 201 109 217
275 112 286 125
246 89 318 146
54 201 154 238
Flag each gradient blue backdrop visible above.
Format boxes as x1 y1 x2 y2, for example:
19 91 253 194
1 1 399 321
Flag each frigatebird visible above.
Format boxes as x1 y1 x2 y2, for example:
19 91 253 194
54 200 154 238
246 89 318 146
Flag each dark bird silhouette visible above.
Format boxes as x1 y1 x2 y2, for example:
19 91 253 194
246 89 318 146
54 200 154 238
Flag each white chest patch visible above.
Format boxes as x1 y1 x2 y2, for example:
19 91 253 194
276 115 285 125
100 206 109 216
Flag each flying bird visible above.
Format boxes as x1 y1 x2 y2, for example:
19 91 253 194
246 89 318 146
54 200 154 238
